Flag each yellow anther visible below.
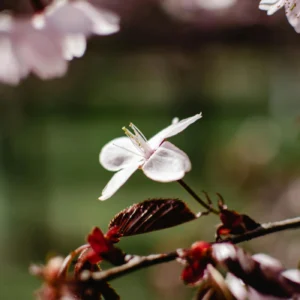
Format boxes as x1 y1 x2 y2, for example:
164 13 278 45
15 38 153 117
291 3 296 11
122 127 134 138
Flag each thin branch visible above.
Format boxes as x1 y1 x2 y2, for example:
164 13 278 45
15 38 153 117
81 216 300 283
85 253 178 282
228 216 300 244
177 179 219 215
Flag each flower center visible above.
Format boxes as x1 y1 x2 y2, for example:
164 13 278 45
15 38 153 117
122 123 153 159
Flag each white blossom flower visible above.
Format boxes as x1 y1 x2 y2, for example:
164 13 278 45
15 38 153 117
99 113 202 200
0 0 120 85
259 0 300 33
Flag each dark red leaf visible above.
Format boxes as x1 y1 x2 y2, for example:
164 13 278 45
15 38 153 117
219 209 243 228
82 248 102 265
86 227 125 266
88 227 110 254
105 226 122 243
108 199 197 236
216 201 260 239
242 214 261 231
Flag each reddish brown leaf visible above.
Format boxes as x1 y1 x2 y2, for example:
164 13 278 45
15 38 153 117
86 227 125 266
108 199 197 236
88 227 110 254
216 197 261 240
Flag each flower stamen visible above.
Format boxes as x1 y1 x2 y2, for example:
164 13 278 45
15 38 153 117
129 123 148 142
122 124 153 158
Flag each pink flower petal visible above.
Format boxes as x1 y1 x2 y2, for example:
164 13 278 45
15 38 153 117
196 0 236 11
45 0 119 36
0 15 29 84
148 113 202 149
142 141 191 182
252 253 283 269
45 0 95 35
259 0 285 15
15 26 68 79
212 243 236 261
226 273 285 300
99 163 140 201
226 273 248 300
63 34 86 60
100 136 144 171
282 269 300 284
286 1 300 33
0 0 120 85
0 36 27 85
73 1 120 35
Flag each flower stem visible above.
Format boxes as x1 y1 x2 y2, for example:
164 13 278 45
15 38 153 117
177 179 219 215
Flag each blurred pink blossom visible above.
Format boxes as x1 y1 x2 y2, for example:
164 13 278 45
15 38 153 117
191 0 236 11
162 0 263 30
0 0 120 85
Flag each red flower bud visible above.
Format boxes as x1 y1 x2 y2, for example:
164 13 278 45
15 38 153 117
181 241 213 285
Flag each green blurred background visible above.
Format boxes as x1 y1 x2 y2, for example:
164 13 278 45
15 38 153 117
1 6 300 299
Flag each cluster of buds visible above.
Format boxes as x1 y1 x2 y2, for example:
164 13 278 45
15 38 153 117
30 254 120 300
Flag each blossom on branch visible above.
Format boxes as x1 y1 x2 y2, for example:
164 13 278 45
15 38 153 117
259 0 300 33
99 113 202 200
0 0 120 85
179 242 300 298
